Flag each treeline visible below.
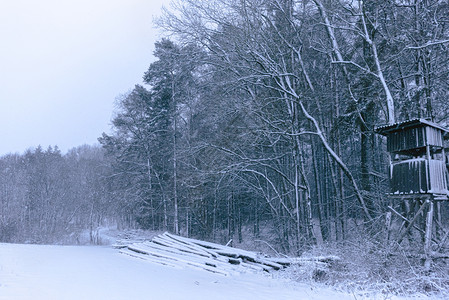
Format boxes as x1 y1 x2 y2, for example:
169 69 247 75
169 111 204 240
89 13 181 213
1 0 449 252
100 0 449 251
0 145 116 243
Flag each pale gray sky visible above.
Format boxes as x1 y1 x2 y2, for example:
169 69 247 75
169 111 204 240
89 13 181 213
0 0 171 156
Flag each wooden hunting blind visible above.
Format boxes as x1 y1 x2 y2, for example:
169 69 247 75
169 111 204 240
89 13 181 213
377 119 449 200
376 119 449 269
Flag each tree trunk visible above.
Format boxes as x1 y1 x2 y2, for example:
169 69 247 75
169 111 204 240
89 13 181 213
299 101 373 221
312 141 328 242
172 79 179 235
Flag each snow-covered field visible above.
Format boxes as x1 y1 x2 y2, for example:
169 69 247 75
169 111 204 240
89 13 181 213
1 242 439 300
0 243 356 300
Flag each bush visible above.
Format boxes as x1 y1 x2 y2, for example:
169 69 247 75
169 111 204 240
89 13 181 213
280 236 449 298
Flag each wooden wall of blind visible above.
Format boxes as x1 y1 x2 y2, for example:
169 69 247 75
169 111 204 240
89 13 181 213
390 159 448 194
387 126 443 153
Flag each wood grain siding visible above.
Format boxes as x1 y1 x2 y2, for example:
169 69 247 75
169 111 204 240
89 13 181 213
387 127 426 153
429 159 448 194
390 159 448 194
386 126 444 154
391 159 427 194
426 126 443 147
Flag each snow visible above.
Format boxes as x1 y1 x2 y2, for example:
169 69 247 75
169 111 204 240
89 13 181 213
0 243 355 300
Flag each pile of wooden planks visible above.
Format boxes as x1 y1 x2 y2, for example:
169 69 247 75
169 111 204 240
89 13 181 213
118 232 339 276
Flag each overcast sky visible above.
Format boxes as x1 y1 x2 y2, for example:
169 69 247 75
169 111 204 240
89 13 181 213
0 0 171 156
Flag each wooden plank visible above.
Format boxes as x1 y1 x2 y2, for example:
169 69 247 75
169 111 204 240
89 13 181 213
161 233 219 258
126 244 232 276
121 233 341 276
120 249 182 269
394 201 428 248
166 233 286 270
133 242 211 262
123 248 230 276
151 236 214 258
127 237 262 274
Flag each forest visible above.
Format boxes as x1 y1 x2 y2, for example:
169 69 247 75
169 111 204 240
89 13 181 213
1 0 449 290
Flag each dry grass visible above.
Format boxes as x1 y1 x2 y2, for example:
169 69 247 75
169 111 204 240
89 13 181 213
281 237 449 299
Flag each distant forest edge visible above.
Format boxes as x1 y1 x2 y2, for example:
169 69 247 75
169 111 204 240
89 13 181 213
1 0 449 254
0 145 111 244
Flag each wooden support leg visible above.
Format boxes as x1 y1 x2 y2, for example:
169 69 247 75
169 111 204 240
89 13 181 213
385 199 393 245
394 200 428 249
385 211 392 243
424 201 434 271
436 201 442 240
388 205 428 237
436 226 449 252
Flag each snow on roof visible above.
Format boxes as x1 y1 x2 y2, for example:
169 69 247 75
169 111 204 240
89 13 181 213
376 118 449 136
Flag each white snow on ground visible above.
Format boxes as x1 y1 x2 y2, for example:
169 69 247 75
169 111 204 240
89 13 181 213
0 243 354 300
0 242 434 300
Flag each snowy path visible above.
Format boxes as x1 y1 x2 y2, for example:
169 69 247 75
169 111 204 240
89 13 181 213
0 243 352 300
